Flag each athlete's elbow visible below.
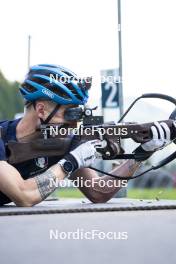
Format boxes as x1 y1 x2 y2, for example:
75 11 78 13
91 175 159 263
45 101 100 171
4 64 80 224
14 184 36 207
88 193 111 204
14 193 34 207
16 192 38 207
14 199 33 207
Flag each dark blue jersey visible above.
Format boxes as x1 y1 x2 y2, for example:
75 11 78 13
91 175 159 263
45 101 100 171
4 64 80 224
0 139 5 161
0 119 62 205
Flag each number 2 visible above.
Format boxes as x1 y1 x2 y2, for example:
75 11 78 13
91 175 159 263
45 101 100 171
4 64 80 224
105 82 118 107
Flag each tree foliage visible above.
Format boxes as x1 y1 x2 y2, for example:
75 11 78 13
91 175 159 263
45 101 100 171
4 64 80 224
0 71 24 119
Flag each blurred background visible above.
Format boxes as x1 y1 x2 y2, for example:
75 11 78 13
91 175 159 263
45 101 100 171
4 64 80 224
0 0 176 199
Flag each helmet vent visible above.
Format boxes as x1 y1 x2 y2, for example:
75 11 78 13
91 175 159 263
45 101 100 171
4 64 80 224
22 83 37 93
47 85 71 100
65 82 83 100
62 71 74 77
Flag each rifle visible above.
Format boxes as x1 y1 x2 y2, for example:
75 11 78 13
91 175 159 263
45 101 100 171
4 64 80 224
5 93 176 180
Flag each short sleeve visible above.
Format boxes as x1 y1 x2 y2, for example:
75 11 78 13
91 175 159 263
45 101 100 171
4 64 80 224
0 139 6 161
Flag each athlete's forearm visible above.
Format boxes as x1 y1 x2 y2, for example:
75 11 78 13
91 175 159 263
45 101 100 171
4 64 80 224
101 159 142 183
0 161 66 207
70 160 141 203
21 163 66 206
94 160 141 200
33 164 66 202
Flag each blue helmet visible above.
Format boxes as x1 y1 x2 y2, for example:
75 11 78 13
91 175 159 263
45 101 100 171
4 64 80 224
19 64 91 105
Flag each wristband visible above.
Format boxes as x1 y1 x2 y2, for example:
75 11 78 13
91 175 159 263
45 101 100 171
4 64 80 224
58 154 79 178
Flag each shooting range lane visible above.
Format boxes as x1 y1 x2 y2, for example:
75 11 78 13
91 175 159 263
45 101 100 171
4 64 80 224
0 204 175 264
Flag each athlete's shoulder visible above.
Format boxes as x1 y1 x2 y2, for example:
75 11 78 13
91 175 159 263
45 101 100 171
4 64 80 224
0 139 6 161
0 118 21 142
0 119 16 127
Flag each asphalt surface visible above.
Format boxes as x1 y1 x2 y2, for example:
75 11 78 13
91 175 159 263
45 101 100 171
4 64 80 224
0 208 176 264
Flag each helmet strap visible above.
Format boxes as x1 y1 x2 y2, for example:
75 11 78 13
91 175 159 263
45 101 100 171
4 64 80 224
40 104 61 124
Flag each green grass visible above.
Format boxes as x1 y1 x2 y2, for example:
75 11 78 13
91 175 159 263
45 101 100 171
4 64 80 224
128 188 176 200
54 188 176 200
55 188 84 198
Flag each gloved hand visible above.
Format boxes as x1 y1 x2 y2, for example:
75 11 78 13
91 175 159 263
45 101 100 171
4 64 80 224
141 121 171 151
59 139 102 173
134 122 172 160
69 139 102 168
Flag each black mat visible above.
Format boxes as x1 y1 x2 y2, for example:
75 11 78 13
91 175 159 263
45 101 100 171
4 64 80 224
1 198 176 216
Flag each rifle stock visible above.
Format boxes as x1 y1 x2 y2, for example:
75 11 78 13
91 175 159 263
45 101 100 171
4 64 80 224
7 138 72 164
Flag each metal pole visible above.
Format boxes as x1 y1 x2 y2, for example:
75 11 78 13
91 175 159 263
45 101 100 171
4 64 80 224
117 0 124 117
114 0 127 198
27 35 31 70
